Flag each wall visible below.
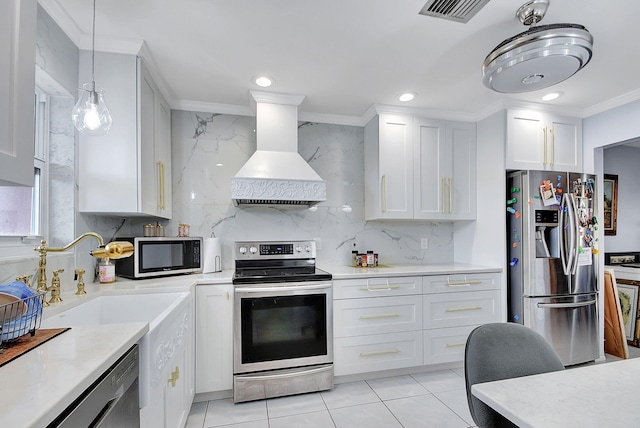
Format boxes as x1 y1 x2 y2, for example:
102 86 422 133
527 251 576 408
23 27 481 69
603 145 640 252
161 111 454 269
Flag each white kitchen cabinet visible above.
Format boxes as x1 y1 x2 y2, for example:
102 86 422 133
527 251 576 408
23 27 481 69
141 296 194 428
334 331 424 376
364 114 476 220
414 118 476 220
78 53 172 218
422 272 501 364
195 284 234 393
506 109 582 172
333 276 422 299
364 114 414 219
0 0 36 186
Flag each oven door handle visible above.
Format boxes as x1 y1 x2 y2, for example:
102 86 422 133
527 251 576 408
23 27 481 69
236 283 332 293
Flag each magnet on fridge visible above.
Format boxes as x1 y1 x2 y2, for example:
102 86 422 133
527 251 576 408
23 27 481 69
513 314 520 321
557 175 562 180
507 207 516 214
510 258 518 266
507 198 517 204
533 195 540 199
511 187 520 192
515 211 521 219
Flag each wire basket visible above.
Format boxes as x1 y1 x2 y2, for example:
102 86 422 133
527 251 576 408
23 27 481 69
0 289 46 348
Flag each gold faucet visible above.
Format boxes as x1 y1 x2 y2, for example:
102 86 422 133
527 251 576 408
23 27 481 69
34 232 134 305
35 232 104 306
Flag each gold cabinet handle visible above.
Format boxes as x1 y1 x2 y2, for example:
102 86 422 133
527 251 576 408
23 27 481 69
358 285 401 291
381 174 387 213
445 342 466 348
360 349 401 357
359 313 401 320
445 306 482 312
543 126 548 165
158 161 165 210
448 177 453 214
441 177 446 213
549 127 554 165
168 366 180 387
445 281 482 287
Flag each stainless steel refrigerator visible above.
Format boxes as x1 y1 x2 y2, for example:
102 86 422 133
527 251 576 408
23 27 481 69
507 170 599 366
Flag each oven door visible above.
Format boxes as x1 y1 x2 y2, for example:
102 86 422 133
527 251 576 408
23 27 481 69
234 281 333 374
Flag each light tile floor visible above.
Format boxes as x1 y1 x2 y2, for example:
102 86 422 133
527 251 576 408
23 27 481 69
186 351 636 428
186 368 477 428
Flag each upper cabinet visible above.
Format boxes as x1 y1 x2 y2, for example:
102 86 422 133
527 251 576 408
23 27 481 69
0 0 36 186
364 114 476 221
78 53 172 218
506 109 582 172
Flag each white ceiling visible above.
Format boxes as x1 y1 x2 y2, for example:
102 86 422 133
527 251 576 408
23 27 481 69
40 0 640 124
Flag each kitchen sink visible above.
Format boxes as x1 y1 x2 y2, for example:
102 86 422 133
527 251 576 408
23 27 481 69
41 292 192 408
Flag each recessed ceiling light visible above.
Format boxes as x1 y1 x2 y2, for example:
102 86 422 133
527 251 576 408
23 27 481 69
542 91 564 101
398 92 416 102
253 76 274 87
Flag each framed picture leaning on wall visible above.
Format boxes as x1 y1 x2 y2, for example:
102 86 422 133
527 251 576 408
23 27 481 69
603 174 618 236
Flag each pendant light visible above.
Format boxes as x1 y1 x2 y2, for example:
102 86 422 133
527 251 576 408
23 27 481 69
72 0 112 135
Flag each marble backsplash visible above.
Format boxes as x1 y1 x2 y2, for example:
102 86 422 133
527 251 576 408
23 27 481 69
158 111 454 269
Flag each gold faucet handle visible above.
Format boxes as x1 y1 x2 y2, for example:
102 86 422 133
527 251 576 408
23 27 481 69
53 269 65 276
16 274 32 285
75 269 86 296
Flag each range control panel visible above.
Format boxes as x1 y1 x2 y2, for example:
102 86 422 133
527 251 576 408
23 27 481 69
234 240 316 260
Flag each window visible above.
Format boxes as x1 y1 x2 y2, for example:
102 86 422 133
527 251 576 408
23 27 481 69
0 88 48 238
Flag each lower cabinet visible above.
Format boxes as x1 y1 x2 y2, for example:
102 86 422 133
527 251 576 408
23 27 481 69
195 284 234 393
334 331 424 376
141 299 194 428
333 271 501 376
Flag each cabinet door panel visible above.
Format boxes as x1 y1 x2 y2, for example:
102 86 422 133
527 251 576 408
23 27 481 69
423 290 500 329
0 0 36 186
423 272 500 294
196 284 234 393
334 295 422 338
379 116 413 218
334 331 423 376
449 123 476 219
506 111 545 170
333 276 422 299
549 118 581 171
423 325 476 364
415 120 445 217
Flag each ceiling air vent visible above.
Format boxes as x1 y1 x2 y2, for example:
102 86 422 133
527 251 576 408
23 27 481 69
419 0 491 23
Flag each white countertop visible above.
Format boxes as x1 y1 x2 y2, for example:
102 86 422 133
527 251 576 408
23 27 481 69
0 262 499 426
472 358 640 428
327 263 501 279
0 323 148 428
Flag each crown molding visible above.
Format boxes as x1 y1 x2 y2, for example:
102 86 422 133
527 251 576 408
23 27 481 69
581 89 640 119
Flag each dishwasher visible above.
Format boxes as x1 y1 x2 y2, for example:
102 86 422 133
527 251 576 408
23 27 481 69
48 344 140 427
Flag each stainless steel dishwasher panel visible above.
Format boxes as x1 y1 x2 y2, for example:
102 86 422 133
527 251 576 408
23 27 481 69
49 344 140 427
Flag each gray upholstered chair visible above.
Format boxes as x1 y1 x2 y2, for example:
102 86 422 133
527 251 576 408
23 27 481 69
464 322 565 428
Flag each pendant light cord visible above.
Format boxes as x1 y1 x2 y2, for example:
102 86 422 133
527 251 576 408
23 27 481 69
91 0 96 85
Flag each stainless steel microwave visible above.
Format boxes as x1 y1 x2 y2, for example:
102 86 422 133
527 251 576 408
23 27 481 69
114 237 203 279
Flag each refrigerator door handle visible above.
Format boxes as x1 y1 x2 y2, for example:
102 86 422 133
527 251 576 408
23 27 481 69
559 194 572 275
568 194 581 275
537 299 597 309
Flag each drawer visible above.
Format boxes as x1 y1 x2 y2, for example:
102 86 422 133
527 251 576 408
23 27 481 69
334 295 422 338
422 272 500 294
423 325 477 364
423 290 500 329
333 276 422 299
334 331 423 376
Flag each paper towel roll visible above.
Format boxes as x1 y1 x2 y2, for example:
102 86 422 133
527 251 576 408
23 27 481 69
203 238 222 273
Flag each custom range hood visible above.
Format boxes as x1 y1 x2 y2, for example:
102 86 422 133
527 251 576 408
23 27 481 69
231 91 327 206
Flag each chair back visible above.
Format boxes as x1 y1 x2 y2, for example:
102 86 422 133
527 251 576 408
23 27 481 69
465 322 565 428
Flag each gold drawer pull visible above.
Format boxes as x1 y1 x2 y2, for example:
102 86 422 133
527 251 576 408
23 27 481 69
445 281 482 287
360 349 401 357
445 306 482 312
446 342 466 348
359 285 401 291
359 313 401 320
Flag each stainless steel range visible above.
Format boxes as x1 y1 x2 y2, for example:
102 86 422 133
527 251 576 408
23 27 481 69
232 240 333 403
